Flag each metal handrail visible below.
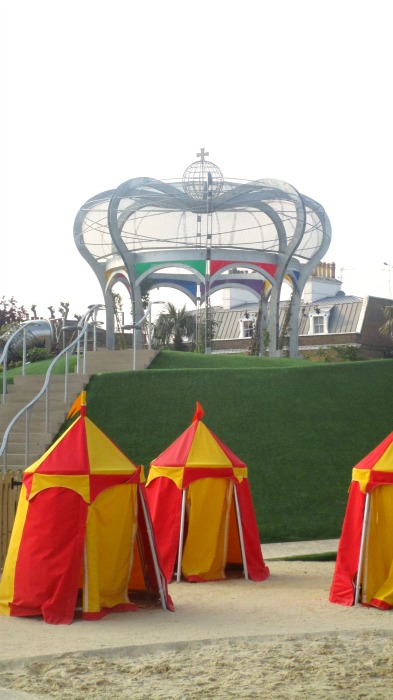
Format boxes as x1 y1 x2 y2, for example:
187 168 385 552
0 319 54 405
0 305 103 474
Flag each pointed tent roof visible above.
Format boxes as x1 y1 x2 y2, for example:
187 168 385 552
352 431 393 493
23 403 143 503
147 402 248 489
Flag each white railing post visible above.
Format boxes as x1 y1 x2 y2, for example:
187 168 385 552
83 330 87 374
0 305 103 474
22 327 27 376
25 407 31 467
2 356 7 405
76 338 81 374
64 350 69 404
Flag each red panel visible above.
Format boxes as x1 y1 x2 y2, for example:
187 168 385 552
235 481 270 582
89 471 141 502
210 260 277 278
182 468 239 488
145 478 183 583
369 598 392 610
11 488 87 624
354 432 393 471
82 602 138 620
151 422 197 467
367 470 393 490
329 481 366 606
34 417 89 475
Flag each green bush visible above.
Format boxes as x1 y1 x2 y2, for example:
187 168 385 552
26 347 53 363
313 345 362 362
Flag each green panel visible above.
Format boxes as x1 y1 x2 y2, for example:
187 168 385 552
135 260 206 276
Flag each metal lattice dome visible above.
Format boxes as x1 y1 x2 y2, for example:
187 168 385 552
183 158 224 199
74 148 332 358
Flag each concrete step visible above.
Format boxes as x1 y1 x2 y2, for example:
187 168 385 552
10 374 88 385
6 374 89 396
4 432 52 442
1 350 158 471
0 416 68 438
3 453 46 468
7 440 50 451
3 395 76 408
83 349 158 373
0 405 68 419
2 377 89 410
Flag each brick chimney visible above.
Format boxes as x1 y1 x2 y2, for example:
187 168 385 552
302 262 342 303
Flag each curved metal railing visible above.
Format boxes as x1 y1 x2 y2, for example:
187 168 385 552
0 305 104 474
1 319 54 405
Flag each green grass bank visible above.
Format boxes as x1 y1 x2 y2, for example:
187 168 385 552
83 353 393 543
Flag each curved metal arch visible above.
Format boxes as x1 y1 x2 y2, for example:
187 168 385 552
105 271 132 295
210 262 276 287
286 196 332 357
203 281 263 304
259 180 306 354
75 170 331 356
110 176 308 257
73 190 117 348
146 281 198 306
136 262 205 287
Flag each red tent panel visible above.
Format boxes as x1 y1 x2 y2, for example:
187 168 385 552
329 481 366 606
11 488 87 625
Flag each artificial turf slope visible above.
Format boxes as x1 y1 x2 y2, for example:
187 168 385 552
85 354 393 543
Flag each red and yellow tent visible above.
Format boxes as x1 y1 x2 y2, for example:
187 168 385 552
145 403 270 583
330 431 393 608
0 396 173 624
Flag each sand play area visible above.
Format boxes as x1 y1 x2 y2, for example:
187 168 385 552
0 543 393 699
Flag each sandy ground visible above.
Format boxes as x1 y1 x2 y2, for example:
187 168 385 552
1 545 393 699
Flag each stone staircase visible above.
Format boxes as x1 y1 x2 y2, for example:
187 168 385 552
0 349 158 470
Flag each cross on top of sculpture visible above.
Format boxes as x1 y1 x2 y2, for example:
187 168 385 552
183 148 224 200
197 148 209 162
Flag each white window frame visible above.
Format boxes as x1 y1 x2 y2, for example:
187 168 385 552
239 314 256 339
308 307 330 335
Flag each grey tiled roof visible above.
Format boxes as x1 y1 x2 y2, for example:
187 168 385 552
210 295 366 340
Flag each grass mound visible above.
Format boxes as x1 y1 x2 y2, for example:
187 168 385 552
83 353 393 543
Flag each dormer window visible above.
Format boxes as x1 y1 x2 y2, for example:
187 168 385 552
313 315 325 334
308 306 330 335
239 312 256 338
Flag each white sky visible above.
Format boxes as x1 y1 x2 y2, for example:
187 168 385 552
1 0 392 322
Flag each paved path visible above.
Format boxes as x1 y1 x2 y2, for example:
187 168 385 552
0 539 341 700
263 538 339 559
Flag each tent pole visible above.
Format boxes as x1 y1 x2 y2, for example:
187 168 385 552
138 487 168 611
177 489 187 583
354 492 371 606
234 484 249 581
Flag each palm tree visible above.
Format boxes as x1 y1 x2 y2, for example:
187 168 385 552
153 303 195 350
380 305 393 337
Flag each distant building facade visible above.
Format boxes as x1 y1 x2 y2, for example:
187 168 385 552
207 263 393 359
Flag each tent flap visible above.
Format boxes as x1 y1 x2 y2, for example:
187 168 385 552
0 412 171 624
330 430 393 609
146 408 269 585
11 488 88 625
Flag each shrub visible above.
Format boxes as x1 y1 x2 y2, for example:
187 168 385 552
26 347 53 363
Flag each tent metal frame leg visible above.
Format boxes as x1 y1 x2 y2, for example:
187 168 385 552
234 484 249 581
176 488 187 583
139 488 168 611
354 492 371 605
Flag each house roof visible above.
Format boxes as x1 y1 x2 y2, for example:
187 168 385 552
210 294 367 340
298 298 364 335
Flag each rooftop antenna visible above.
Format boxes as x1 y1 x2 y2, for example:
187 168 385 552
383 262 393 298
339 267 355 282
